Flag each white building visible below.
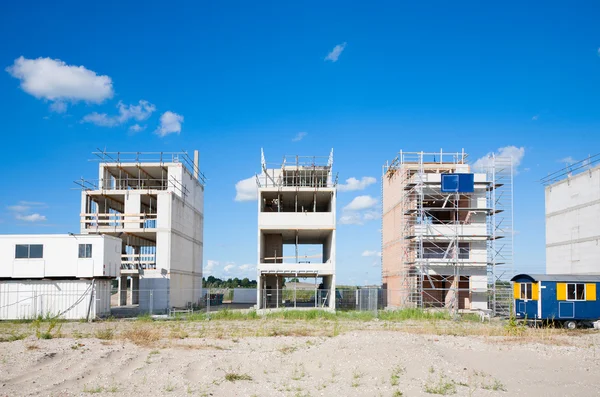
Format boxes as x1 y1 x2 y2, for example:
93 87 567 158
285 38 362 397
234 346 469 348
79 150 204 312
382 150 513 312
545 161 600 274
0 234 120 320
256 150 337 310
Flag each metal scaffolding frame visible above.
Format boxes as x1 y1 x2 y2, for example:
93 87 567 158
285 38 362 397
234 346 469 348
382 150 513 316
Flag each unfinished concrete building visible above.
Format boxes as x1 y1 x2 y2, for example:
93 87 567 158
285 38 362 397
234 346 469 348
542 155 600 274
77 151 205 312
256 149 337 310
382 150 513 315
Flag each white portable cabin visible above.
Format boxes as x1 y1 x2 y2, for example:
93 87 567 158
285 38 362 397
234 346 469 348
0 234 120 320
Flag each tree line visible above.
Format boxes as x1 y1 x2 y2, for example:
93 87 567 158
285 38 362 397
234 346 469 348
203 276 257 288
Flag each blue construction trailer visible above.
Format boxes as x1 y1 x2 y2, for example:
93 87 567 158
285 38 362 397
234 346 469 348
511 274 600 328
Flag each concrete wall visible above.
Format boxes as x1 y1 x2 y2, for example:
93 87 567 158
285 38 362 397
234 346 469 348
546 166 600 274
0 279 111 320
0 234 120 279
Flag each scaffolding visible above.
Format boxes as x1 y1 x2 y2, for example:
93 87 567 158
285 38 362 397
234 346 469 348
382 150 513 316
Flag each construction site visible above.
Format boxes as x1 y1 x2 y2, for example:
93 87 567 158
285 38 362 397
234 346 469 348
382 150 514 316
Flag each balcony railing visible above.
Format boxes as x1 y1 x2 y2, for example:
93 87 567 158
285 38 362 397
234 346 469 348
121 253 157 270
81 213 158 230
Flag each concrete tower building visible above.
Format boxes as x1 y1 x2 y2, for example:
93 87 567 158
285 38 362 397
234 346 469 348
79 151 204 312
256 149 337 310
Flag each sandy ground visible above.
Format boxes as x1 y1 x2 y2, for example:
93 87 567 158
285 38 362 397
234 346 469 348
1 320 600 396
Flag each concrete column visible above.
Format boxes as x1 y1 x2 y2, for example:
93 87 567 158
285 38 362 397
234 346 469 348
132 276 140 305
118 275 128 306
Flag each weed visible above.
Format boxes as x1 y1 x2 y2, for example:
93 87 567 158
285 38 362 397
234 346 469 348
32 317 63 340
424 374 457 395
164 382 175 392
26 343 39 350
291 363 306 381
351 370 363 388
125 324 161 346
278 345 297 355
393 391 404 397
482 378 507 392
225 372 253 382
0 331 28 342
391 365 405 386
83 385 104 394
95 327 115 340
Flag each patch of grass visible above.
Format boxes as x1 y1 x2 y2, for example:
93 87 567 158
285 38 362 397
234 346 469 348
125 324 161 346
83 385 104 394
0 331 28 342
482 378 507 392
95 327 115 340
169 324 189 339
164 382 175 392
393 391 404 397
26 343 39 350
266 310 337 321
351 370 363 388
424 375 457 395
391 365 406 386
278 345 297 355
378 308 451 322
291 363 306 381
136 313 154 322
224 372 253 382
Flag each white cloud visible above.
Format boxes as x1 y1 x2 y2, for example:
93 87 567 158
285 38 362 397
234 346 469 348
531 114 539 121
49 101 67 113
292 131 307 142
362 250 381 257
559 156 576 165
472 146 525 174
156 111 183 137
362 210 380 221
15 213 46 222
235 176 258 202
344 195 377 211
339 212 362 225
337 176 377 192
239 264 255 272
8 204 30 212
325 42 347 62
6 56 113 111
129 124 146 133
8 201 47 223
205 260 219 274
83 100 155 127
224 264 235 273
339 196 380 225
597 47 600 57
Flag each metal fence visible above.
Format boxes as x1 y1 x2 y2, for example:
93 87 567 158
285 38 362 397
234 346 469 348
0 285 509 320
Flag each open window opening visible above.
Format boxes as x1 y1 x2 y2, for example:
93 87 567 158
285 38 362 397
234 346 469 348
261 191 333 213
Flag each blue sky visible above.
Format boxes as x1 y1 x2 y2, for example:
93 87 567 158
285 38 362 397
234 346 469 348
1 1 599 285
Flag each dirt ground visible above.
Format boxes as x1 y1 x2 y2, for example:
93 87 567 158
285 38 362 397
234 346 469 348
1 319 599 396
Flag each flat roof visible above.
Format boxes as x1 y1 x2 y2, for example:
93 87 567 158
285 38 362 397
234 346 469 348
511 273 600 282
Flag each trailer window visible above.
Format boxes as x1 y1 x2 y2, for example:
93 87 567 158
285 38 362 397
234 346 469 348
15 244 43 259
520 283 532 300
78 244 93 258
567 283 586 301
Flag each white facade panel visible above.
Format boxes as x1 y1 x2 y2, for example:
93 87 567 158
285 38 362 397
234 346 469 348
0 279 111 320
0 234 121 279
545 165 600 274
258 212 335 229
